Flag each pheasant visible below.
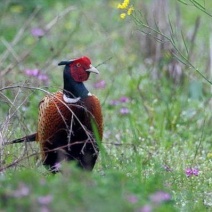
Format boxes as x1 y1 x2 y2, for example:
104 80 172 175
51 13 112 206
10 56 103 173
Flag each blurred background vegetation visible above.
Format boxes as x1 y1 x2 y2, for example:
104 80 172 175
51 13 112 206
0 0 212 211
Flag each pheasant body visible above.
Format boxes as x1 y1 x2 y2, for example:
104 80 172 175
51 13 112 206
10 56 103 173
37 91 103 172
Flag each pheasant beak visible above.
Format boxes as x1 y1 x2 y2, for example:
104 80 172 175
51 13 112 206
86 65 99 74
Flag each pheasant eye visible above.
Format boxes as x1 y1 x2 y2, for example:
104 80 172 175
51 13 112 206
76 63 81 67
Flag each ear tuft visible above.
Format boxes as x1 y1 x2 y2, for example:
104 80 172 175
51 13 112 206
58 61 71 66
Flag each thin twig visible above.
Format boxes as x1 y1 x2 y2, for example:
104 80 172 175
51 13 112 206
0 7 41 64
95 57 112 68
132 12 212 84
0 140 95 172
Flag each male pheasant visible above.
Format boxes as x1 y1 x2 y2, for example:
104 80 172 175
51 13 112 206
11 56 103 173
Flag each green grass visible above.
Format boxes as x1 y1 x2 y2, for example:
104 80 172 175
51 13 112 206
0 0 212 211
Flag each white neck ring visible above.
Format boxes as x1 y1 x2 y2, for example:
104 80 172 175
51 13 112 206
63 94 81 103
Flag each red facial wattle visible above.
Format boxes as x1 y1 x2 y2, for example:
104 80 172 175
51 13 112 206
70 63 90 82
58 56 98 82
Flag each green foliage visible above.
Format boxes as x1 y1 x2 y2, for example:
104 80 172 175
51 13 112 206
0 164 176 212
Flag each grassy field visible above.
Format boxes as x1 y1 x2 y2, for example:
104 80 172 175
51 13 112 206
0 0 212 211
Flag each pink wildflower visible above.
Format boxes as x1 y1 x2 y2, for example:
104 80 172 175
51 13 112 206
126 194 138 204
37 195 53 205
13 183 30 198
120 107 130 115
185 168 199 177
94 80 106 89
138 205 152 212
149 191 171 204
31 27 45 37
119 96 130 103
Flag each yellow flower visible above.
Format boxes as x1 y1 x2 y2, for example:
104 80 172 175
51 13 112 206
123 0 129 8
117 0 130 9
120 13 126 19
117 3 123 9
117 0 133 19
127 5 134 15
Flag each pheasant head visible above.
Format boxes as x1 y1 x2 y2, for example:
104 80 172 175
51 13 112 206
58 56 99 102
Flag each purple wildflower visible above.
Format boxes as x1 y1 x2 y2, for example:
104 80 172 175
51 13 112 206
185 168 199 177
13 183 30 198
38 74 49 82
37 195 53 205
185 168 193 177
24 69 49 82
149 191 171 204
109 96 131 106
31 27 45 37
40 207 50 212
192 168 199 176
126 194 138 204
138 205 152 212
94 80 106 89
25 69 40 76
109 99 120 106
119 96 130 103
120 107 130 115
